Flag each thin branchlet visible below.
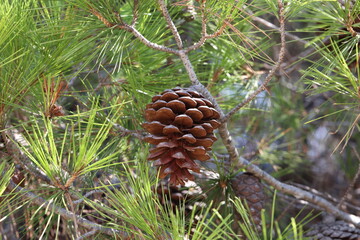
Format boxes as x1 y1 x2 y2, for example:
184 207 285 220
221 0 286 123
90 7 179 55
158 0 183 49
184 2 228 53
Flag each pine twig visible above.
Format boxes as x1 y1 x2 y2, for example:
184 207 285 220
185 23 226 53
221 0 286 123
7 180 125 237
157 0 203 86
158 0 183 49
118 24 179 54
184 1 227 53
290 182 360 213
89 8 179 55
178 50 202 86
64 172 79 189
243 157 360 227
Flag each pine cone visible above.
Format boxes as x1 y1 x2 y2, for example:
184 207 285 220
231 172 266 227
305 221 360 240
143 87 220 185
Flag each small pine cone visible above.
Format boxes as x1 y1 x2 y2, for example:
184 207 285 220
305 221 360 240
231 172 266 227
142 87 220 185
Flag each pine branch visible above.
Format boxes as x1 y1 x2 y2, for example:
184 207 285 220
221 0 286 123
178 50 202 85
158 0 183 49
156 0 205 86
6 180 125 237
243 159 360 227
184 23 226 53
89 7 179 55
184 2 226 53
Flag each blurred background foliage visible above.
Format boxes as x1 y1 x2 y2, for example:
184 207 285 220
0 0 359 239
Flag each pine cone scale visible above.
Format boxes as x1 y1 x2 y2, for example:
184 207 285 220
167 100 186 113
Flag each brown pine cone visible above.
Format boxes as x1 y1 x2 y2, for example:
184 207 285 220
142 87 220 185
305 221 360 240
231 172 266 227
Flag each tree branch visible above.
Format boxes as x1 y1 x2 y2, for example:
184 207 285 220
65 191 80 238
244 158 360 227
178 50 201 85
158 0 183 49
120 24 180 54
156 0 204 86
221 0 286 123
184 2 227 53
7 180 125 237
89 7 179 55
185 23 226 53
